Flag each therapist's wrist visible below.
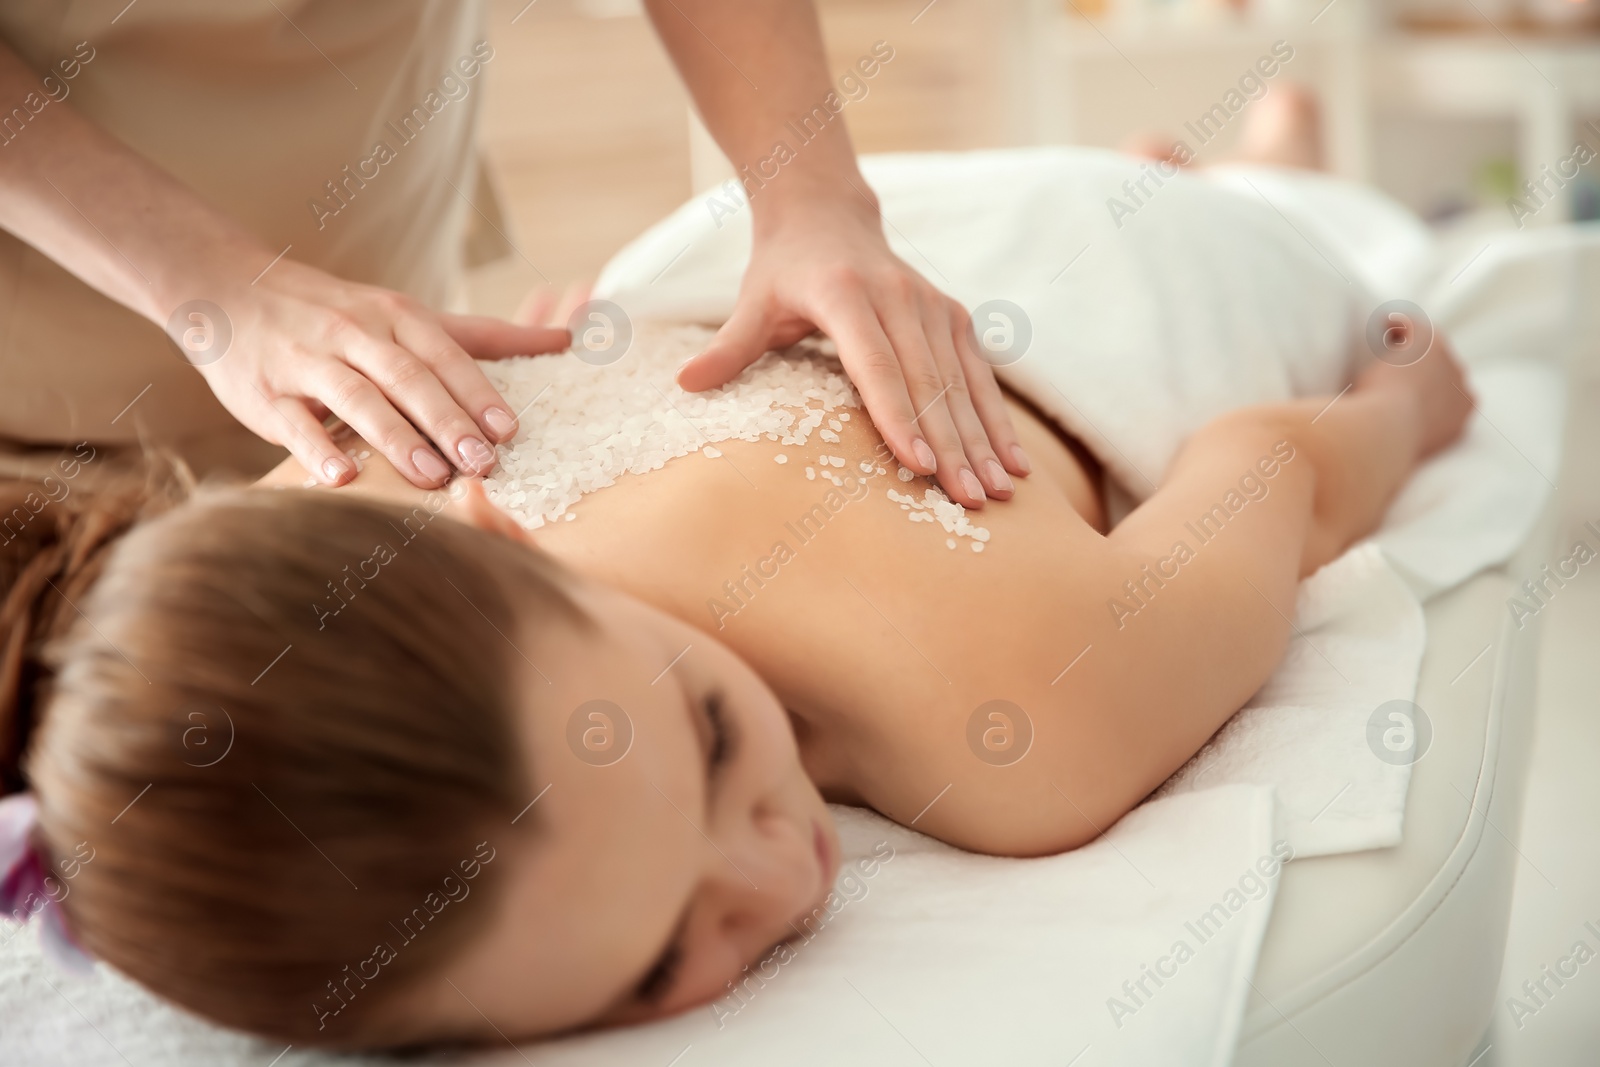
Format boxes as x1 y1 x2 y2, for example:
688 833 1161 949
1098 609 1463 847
142 227 281 325
749 170 881 240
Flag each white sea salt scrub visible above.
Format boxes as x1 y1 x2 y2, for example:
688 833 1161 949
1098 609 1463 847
886 487 992 551
478 323 991 551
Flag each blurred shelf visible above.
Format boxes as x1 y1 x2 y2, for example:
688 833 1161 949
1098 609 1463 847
1375 32 1600 116
1044 13 1358 56
1016 0 1598 223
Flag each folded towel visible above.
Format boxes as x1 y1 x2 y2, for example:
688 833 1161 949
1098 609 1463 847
1155 543 1424 857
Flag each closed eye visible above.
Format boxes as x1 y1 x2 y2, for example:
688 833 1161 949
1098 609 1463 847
631 690 735 1009
704 690 734 775
633 941 683 1005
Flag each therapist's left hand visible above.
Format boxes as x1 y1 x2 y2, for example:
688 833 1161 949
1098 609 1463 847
674 197 1030 509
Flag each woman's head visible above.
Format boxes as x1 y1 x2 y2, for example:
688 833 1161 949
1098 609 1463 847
4 471 836 1048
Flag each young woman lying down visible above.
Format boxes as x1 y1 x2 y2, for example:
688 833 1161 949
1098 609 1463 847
0 99 1470 1051
2 317 1468 1045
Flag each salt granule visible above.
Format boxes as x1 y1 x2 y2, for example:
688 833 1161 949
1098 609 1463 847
887 486 991 549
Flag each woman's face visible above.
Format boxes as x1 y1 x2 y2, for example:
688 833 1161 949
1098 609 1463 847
415 511 840 1042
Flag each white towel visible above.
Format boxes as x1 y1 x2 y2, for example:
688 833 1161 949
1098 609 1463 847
1154 544 1424 857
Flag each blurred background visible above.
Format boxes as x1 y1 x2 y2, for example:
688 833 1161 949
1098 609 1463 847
466 0 1600 312
468 3 1599 1064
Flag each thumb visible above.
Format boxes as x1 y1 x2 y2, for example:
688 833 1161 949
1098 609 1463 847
676 303 768 391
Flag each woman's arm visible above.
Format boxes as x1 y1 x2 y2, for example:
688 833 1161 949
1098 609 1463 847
904 347 1472 856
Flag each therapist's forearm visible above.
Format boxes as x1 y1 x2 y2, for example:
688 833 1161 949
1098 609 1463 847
0 39 268 323
642 0 875 229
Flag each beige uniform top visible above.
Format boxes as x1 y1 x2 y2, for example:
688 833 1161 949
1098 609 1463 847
0 0 507 474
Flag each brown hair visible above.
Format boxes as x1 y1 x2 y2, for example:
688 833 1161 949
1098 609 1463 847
3 463 585 1048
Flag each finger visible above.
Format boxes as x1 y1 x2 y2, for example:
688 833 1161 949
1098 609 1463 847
309 361 454 489
951 299 1031 479
924 300 1012 502
263 393 356 488
553 280 594 327
392 315 522 449
883 299 983 508
676 301 769 391
439 312 571 359
348 336 499 476
807 286 928 475
513 287 558 328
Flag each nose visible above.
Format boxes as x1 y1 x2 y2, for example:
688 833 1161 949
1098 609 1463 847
699 808 822 958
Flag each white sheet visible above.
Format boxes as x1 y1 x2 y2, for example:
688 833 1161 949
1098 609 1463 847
0 786 1280 1067
506 787 1280 1067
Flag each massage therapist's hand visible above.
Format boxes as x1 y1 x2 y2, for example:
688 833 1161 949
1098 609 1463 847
192 259 569 489
0 39 564 490
675 195 1029 509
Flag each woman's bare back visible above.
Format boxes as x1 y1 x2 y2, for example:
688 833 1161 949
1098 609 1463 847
262 395 1119 838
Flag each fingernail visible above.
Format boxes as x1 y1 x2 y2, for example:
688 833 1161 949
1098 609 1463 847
912 438 937 472
322 457 350 485
984 459 1015 493
959 468 985 502
412 448 450 484
1010 445 1033 475
484 406 517 439
458 436 495 473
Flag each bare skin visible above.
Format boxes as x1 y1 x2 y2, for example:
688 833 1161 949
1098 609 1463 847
1120 82 1327 171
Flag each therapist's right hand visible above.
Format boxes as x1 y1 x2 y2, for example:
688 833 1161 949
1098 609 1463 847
189 258 570 489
